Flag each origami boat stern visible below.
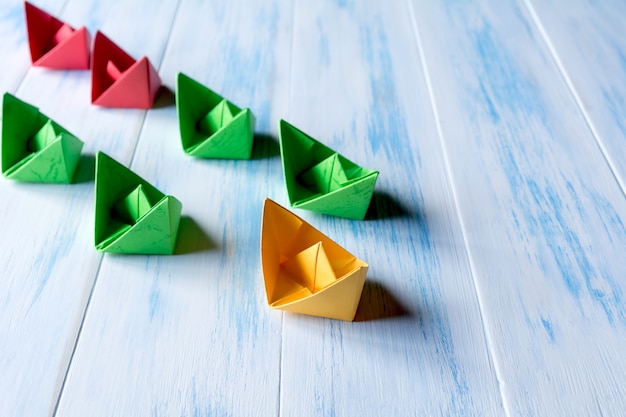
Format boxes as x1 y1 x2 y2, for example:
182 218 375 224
25 1 91 69
279 120 379 220
176 73 255 159
261 199 368 321
95 152 182 254
1 93 83 183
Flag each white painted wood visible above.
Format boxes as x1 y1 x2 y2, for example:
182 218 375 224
525 0 626 194
1 0 625 416
54 0 292 415
0 1 179 416
410 0 626 415
280 1 504 416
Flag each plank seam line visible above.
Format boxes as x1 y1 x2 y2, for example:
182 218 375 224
46 1 109 413
14 0 71 97
406 1 512 415
51 2 183 414
51 254 105 417
522 0 626 197
128 0 183 170
278 1 297 415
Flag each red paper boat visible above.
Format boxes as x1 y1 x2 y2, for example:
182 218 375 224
91 31 161 109
24 1 90 69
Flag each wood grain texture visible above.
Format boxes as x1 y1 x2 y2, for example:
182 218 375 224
55 0 292 415
280 1 503 416
411 0 626 415
0 1 179 416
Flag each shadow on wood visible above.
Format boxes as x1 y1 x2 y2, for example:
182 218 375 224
72 153 96 183
354 280 411 322
152 86 176 109
251 133 280 160
364 191 411 220
174 216 216 254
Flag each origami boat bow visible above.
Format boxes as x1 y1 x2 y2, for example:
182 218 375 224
91 31 161 108
1 93 83 183
279 120 379 220
24 1 91 69
261 199 368 321
94 152 182 254
176 73 255 159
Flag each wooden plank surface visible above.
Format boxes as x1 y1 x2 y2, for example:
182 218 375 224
0 1 179 416
55 0 291 415
526 0 626 192
0 0 624 416
410 0 626 415
280 2 503 416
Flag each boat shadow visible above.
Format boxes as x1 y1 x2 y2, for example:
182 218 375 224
354 280 411 322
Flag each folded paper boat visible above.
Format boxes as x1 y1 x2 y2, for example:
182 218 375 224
91 31 161 108
278 120 379 220
261 198 368 321
1 93 83 183
95 152 182 254
24 1 90 69
176 72 255 159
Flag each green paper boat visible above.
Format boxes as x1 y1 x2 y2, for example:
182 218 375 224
176 72 255 159
278 120 379 220
1 93 83 183
94 152 182 254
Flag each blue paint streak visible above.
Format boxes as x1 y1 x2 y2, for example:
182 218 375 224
617 48 626 80
220 3 278 133
466 16 626 327
601 86 626 140
580 188 626 326
0 3 27 46
549 183 626 326
533 181 583 298
505 157 626 327
226 198 261 350
28 233 72 312
357 15 472 411
29 250 51 309
597 46 626 171
479 79 500 123
471 21 546 122
192 379 200 417
206 3 279 356
149 279 160 320
317 18 330 67
360 22 415 164
189 377 230 417
540 317 555 342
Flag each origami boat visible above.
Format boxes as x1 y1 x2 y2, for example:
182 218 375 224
261 198 368 321
91 31 161 108
278 120 379 220
24 1 90 69
1 93 83 183
94 152 182 254
176 72 255 159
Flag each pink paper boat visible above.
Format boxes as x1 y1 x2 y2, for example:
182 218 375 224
24 1 90 69
91 31 161 109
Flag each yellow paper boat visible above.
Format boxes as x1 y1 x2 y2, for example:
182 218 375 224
261 198 368 321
